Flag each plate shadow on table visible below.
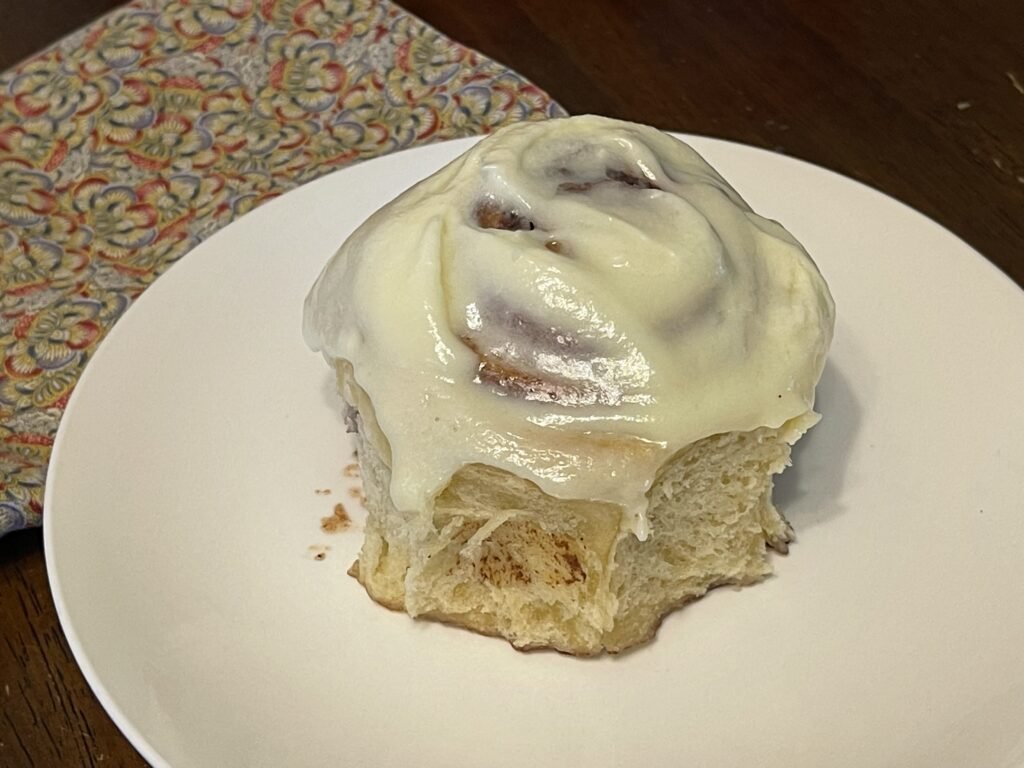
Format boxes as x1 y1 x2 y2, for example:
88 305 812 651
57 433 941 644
772 361 859 532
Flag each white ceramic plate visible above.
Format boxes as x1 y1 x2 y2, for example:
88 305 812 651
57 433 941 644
45 136 1024 768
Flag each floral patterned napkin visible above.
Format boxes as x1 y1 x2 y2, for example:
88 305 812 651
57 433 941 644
0 0 565 536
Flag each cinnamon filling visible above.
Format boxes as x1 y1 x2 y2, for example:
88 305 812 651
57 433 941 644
473 199 536 231
477 354 580 404
557 167 660 193
460 334 585 404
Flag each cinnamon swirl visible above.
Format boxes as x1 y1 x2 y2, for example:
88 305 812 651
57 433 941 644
303 115 835 654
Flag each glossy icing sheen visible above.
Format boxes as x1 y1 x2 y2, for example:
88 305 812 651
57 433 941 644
304 116 835 538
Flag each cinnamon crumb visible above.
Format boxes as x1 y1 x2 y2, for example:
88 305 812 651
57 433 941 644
314 488 331 496
342 463 360 478
308 544 331 561
347 487 367 504
321 503 351 533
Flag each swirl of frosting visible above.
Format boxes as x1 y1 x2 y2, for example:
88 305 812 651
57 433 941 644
304 115 835 538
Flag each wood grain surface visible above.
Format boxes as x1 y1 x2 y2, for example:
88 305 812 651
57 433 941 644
1 1 1022 765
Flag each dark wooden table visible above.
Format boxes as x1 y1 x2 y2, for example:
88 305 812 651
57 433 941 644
1 1 1022 765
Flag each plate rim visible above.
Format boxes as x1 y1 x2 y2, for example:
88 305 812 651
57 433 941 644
42 132 1024 768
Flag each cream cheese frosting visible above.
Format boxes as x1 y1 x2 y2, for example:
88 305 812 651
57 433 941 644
303 115 835 539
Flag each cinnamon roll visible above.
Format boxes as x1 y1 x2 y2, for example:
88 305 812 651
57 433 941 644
303 115 835 654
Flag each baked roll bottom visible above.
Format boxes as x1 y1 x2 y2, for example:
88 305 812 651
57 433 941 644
342 366 816 656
